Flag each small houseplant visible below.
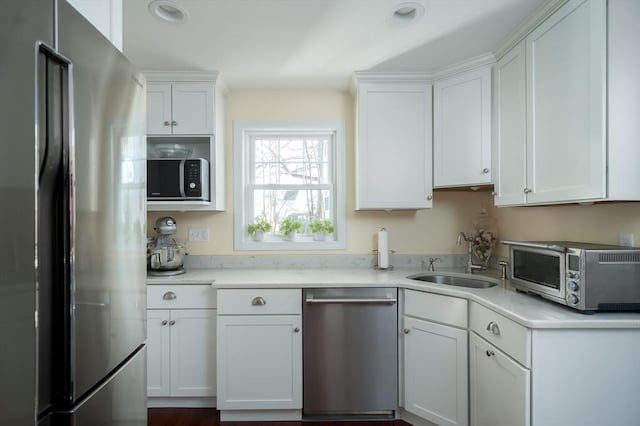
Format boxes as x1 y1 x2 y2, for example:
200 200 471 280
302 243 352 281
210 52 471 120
279 217 303 241
308 219 334 241
247 216 272 242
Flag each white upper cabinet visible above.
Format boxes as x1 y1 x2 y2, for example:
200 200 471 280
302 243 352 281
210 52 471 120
525 0 606 204
66 0 122 51
494 0 640 206
147 82 214 135
355 74 433 210
493 42 527 206
434 66 492 188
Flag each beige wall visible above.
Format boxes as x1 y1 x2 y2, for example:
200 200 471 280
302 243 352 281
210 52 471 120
148 89 640 258
494 202 640 257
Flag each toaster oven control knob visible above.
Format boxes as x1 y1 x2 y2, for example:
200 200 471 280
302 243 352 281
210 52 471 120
567 294 579 305
189 182 196 189
567 271 580 279
568 281 580 292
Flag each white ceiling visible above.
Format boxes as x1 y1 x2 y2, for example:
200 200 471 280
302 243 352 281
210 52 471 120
123 0 552 90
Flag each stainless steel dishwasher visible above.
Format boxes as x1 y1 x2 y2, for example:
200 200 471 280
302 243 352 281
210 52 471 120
302 287 398 419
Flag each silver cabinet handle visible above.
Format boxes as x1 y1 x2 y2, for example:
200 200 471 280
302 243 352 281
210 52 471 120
163 291 177 300
293 327 300 333
171 120 178 126
163 120 171 126
483 168 490 174
161 320 168 326
491 191 497 196
403 328 410 334
251 296 266 306
524 188 532 193
486 350 495 357
486 321 501 336
169 320 176 326
426 195 433 201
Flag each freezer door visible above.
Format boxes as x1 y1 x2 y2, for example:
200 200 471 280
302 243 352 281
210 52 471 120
0 1 54 425
56 0 147 403
54 346 147 426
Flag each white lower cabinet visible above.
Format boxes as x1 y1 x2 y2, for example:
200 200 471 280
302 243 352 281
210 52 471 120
146 284 217 405
402 290 468 426
469 332 530 426
216 289 302 418
217 315 302 409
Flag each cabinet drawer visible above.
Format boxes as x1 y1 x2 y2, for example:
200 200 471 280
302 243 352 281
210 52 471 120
404 289 467 328
469 302 531 367
147 284 216 309
217 289 301 315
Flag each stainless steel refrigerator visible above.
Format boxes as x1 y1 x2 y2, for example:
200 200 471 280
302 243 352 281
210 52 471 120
0 1 147 424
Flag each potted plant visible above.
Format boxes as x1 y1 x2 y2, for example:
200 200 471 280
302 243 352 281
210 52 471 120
279 217 303 241
308 219 334 241
247 216 272 242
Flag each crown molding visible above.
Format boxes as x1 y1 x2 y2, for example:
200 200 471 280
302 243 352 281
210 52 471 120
142 70 220 83
494 0 569 60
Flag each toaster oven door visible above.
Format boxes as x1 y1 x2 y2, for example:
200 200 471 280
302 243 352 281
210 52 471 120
511 247 566 301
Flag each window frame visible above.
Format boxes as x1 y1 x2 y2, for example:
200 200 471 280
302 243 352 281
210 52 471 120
234 120 346 250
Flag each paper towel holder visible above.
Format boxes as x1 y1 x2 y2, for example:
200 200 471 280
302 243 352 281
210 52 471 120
372 249 396 270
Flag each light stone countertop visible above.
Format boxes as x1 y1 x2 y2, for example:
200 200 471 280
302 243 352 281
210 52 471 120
147 267 640 330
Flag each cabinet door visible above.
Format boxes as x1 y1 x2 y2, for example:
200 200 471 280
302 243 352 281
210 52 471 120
493 42 527 206
171 83 214 135
469 332 530 426
434 66 492 188
170 309 217 397
525 0 606 204
217 315 302 410
66 0 122 51
146 83 173 135
404 316 468 426
146 309 171 397
356 82 433 209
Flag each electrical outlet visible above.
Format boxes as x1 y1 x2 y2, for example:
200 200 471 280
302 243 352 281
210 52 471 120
618 232 635 247
188 227 209 242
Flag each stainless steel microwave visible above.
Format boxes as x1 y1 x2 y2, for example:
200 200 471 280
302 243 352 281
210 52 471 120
503 240 640 313
147 158 210 201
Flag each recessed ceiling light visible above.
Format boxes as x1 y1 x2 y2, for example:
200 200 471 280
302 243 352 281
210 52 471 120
391 2 425 25
148 0 189 23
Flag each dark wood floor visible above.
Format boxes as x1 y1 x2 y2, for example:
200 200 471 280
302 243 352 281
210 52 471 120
148 408 412 426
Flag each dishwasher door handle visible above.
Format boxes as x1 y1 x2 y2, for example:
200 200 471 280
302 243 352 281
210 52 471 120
305 296 397 305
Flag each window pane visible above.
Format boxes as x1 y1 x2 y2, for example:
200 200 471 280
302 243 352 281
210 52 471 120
253 137 330 185
252 188 333 233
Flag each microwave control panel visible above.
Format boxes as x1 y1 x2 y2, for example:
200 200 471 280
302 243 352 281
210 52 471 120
184 160 202 197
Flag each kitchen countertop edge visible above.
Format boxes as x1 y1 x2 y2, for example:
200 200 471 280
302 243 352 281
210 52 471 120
146 268 640 329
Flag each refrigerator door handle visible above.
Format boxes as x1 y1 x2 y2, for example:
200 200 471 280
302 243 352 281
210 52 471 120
36 42 76 408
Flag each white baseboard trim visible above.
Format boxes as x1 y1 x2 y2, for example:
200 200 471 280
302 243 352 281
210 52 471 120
147 397 216 408
219 409 302 421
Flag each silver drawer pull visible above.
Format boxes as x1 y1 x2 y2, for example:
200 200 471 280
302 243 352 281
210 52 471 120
486 350 495 357
163 291 177 300
251 296 266 306
161 320 168 326
293 327 300 333
403 328 410 334
169 320 176 326
486 321 501 336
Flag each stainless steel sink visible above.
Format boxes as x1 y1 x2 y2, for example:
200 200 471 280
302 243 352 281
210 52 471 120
406 273 497 289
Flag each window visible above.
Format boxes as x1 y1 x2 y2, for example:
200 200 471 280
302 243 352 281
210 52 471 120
234 120 346 250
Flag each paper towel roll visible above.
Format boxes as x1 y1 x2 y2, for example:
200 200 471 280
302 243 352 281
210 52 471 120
378 228 389 269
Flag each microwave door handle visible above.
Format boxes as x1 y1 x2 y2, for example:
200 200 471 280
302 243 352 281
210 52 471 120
179 159 186 198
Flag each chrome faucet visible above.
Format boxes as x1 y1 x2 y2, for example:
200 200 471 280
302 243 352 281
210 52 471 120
456 232 485 274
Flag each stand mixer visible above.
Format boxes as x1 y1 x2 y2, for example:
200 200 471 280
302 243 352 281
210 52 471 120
148 217 186 276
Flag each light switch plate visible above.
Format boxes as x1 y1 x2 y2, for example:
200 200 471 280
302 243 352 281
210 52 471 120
188 227 209 242
618 232 634 247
